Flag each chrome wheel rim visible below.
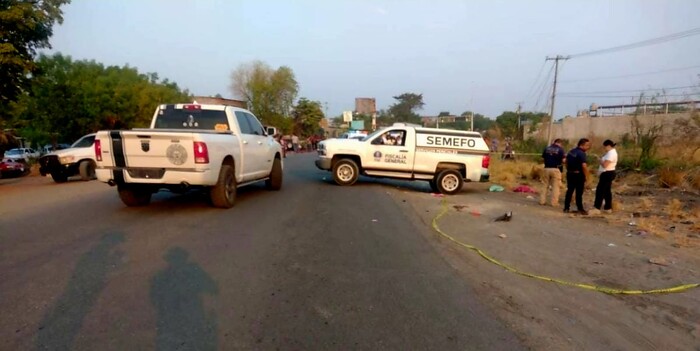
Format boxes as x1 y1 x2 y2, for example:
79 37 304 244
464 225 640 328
337 164 355 182
441 174 459 191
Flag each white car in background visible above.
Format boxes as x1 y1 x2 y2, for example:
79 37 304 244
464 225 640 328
3 148 40 161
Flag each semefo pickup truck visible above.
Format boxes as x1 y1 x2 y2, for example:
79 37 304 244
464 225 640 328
315 123 490 194
95 103 283 208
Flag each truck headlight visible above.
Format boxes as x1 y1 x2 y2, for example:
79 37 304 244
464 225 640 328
59 156 75 164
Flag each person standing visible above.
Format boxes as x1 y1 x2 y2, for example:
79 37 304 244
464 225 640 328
539 139 566 207
592 140 618 214
564 138 591 215
291 134 300 152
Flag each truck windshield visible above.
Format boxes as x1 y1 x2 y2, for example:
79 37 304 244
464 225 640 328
154 106 230 131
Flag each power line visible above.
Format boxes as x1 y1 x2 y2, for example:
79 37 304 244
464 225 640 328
559 85 699 95
559 93 700 99
524 60 548 101
570 26 700 58
559 64 700 83
531 64 555 111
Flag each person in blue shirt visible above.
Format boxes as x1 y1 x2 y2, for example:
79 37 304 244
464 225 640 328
539 139 565 206
564 138 591 215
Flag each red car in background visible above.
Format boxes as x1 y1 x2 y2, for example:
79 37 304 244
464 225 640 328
0 158 29 178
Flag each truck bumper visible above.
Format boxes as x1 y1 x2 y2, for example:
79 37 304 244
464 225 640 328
315 158 332 171
96 167 219 186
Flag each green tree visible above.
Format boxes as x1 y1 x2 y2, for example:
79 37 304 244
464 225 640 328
229 60 299 128
0 0 70 111
10 53 191 144
292 98 324 136
494 111 547 138
460 111 493 131
388 93 424 124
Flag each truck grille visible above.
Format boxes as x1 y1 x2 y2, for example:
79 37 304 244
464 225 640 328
39 155 60 169
126 168 165 179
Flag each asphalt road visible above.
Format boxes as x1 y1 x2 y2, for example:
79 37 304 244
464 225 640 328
0 153 523 350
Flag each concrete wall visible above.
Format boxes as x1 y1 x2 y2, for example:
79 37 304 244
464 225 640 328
527 112 697 142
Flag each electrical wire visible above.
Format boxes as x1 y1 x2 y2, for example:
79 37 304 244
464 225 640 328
570 26 700 58
559 64 700 83
531 64 555 111
559 85 699 95
559 92 700 99
524 60 548 101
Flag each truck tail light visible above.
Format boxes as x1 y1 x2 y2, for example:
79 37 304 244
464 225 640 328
94 140 102 161
194 141 209 164
482 154 490 168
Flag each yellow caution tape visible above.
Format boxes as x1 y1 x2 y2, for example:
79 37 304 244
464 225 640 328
431 199 699 295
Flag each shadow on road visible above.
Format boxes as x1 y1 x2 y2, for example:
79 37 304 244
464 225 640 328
150 247 219 351
36 232 125 350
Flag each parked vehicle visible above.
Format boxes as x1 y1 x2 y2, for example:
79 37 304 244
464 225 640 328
3 148 40 161
38 134 97 183
0 158 29 178
95 103 283 208
315 123 490 194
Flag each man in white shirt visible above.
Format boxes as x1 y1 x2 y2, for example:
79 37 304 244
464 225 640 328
592 139 618 213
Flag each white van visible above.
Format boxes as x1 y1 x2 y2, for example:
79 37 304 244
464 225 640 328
315 123 490 194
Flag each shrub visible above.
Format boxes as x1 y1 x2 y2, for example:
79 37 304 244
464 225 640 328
658 167 685 188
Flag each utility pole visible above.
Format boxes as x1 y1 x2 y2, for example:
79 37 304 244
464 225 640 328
516 102 522 139
545 55 569 143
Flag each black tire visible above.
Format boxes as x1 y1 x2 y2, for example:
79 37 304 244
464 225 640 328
51 171 68 183
428 179 439 193
436 169 464 195
79 160 96 181
210 165 236 208
118 185 151 206
265 157 283 190
332 158 359 186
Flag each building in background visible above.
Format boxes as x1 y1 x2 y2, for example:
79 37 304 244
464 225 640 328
355 97 377 130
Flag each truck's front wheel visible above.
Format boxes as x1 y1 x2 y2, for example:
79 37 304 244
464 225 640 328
265 157 283 190
118 185 151 206
51 171 68 183
332 159 359 186
79 160 96 181
210 165 236 208
436 169 463 195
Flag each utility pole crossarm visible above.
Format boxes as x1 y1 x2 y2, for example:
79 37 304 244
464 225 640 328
545 55 570 144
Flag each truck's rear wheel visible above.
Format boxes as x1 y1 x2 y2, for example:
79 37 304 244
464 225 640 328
118 185 151 206
79 160 96 181
332 159 359 186
210 165 236 208
436 169 463 195
51 171 68 183
265 157 283 190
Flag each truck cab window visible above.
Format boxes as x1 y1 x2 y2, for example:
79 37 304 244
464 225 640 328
235 111 254 134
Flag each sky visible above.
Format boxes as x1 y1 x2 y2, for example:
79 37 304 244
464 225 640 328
46 0 700 119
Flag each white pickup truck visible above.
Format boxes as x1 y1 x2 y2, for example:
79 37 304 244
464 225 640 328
95 103 283 208
315 123 490 194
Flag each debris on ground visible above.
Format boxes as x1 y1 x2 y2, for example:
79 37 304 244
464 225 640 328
628 221 637 226
494 212 513 222
649 257 671 266
513 185 537 193
470 211 482 217
489 185 505 192
607 243 617 247
371 219 378 222
431 193 444 197
453 204 468 211
498 234 507 239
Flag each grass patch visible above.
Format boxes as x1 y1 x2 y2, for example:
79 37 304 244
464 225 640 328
664 199 686 220
658 167 685 188
489 159 539 189
637 216 667 239
636 197 654 212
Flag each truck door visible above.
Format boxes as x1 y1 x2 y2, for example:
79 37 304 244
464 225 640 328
364 128 414 177
234 111 265 181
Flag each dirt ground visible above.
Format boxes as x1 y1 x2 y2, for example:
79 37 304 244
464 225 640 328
389 181 699 351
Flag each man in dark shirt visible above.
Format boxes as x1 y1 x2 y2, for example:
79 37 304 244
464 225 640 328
564 138 591 214
539 139 565 206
